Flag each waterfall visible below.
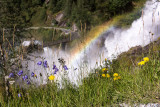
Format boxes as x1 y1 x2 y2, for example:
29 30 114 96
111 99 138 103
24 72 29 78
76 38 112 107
19 0 160 87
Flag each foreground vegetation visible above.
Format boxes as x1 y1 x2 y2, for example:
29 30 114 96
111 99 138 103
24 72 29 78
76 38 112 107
1 40 160 106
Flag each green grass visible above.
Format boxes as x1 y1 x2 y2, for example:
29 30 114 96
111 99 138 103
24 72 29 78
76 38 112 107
1 42 160 106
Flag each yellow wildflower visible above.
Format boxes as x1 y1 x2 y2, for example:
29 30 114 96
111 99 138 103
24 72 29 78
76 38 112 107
106 74 110 78
48 75 55 80
105 58 107 61
118 76 121 79
102 68 107 72
34 74 37 77
138 61 145 66
113 73 118 77
114 77 118 81
143 57 149 62
102 74 106 77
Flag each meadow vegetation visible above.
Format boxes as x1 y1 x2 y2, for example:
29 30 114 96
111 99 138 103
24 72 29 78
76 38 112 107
1 39 160 106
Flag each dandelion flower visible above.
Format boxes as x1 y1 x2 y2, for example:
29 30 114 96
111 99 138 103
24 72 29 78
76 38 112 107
106 74 110 78
102 74 106 77
113 73 118 77
143 57 149 62
138 61 145 66
114 77 118 81
105 58 107 61
48 75 55 80
118 76 121 79
102 68 107 72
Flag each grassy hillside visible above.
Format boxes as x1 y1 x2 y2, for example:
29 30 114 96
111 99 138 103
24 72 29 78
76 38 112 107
1 38 160 106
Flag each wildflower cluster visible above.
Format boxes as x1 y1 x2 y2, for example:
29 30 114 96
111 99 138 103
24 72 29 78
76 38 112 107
100 58 121 81
9 70 31 85
138 57 149 66
113 73 121 81
101 58 111 78
7 57 69 86
37 61 48 68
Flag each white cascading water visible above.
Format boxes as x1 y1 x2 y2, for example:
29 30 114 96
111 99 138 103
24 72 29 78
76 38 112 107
105 0 160 58
19 0 160 87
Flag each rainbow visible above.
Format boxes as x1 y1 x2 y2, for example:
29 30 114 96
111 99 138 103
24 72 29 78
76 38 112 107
69 20 115 66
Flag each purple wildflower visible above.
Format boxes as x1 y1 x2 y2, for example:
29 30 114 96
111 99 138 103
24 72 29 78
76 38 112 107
55 68 59 72
63 65 68 70
44 61 47 65
27 80 30 84
18 93 22 97
25 75 28 79
22 76 25 80
44 64 47 68
53 65 56 70
9 73 14 78
54 67 59 74
37 61 42 65
31 72 34 77
17 70 23 76
43 61 48 68
22 75 28 81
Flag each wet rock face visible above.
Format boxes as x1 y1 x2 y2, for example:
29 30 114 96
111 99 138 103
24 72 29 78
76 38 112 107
22 40 43 53
55 13 64 23
72 24 78 32
117 38 160 61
